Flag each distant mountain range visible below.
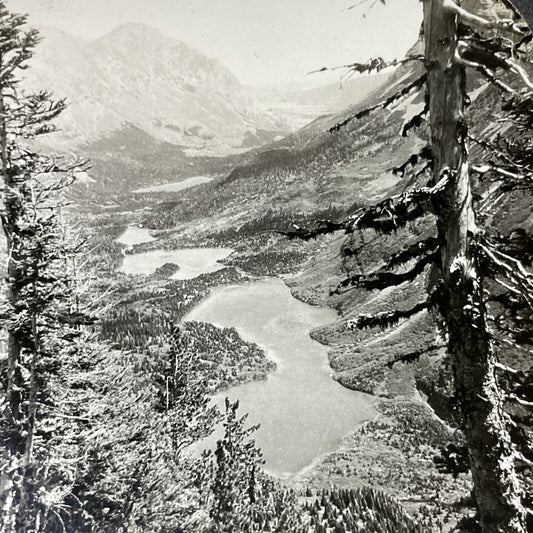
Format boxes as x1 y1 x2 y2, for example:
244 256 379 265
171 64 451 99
22 23 388 156
23 23 286 154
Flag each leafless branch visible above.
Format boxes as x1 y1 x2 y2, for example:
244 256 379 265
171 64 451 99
443 0 527 36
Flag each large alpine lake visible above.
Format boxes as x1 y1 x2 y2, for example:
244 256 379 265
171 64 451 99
116 233 376 476
186 278 376 477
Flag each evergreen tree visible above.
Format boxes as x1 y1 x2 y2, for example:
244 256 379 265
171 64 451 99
196 399 307 533
0 3 90 531
285 1 532 531
208 399 264 532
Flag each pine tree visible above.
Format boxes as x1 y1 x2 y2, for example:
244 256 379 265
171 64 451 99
0 3 90 531
284 1 532 531
207 399 264 532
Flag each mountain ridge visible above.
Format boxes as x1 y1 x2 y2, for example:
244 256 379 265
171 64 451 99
23 23 392 160
22 24 288 155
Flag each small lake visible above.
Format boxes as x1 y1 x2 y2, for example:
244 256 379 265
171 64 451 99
132 176 212 194
119 247 233 280
185 278 376 477
116 226 156 247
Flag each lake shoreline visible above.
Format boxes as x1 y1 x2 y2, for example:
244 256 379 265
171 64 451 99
284 275 472 530
184 276 377 477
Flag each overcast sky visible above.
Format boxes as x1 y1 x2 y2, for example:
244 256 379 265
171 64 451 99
9 0 423 88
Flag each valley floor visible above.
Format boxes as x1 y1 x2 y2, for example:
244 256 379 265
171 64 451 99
85 203 473 532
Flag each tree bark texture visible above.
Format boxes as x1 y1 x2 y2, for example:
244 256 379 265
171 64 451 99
423 0 526 531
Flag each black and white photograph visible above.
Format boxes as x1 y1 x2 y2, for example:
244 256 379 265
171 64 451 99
0 1 532 531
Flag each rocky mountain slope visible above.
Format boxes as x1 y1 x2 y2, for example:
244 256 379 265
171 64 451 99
23 24 288 155
23 23 391 194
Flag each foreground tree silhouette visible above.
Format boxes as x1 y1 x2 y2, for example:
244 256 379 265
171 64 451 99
285 1 532 531
197 399 305 533
0 3 90 531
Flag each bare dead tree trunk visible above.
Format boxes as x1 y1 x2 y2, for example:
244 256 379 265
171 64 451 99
423 1 526 531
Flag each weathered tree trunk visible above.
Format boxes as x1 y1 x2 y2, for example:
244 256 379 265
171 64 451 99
423 0 526 531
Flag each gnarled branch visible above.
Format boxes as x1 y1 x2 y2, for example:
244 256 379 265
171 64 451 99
308 54 423 77
348 171 449 233
329 74 428 133
401 97 429 137
391 145 432 177
332 251 436 294
443 0 527 36
348 300 429 330
384 236 440 270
